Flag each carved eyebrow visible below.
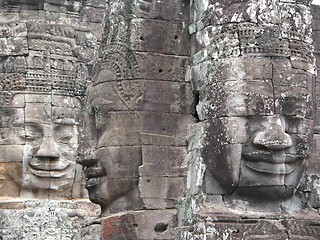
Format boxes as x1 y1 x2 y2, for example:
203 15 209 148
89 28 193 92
281 98 307 106
53 118 77 125
12 118 24 126
12 118 44 126
90 98 113 107
13 118 77 126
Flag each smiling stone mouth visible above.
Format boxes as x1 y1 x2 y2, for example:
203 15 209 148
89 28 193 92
85 177 101 188
242 150 304 163
83 166 107 188
30 168 68 178
242 150 304 175
29 162 71 178
244 161 295 175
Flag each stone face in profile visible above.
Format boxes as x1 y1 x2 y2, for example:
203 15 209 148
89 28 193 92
77 0 193 218
79 81 143 214
77 3 145 211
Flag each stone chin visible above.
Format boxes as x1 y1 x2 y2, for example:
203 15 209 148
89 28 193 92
85 177 139 213
22 161 76 191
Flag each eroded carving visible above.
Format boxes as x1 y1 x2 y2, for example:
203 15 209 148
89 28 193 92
0 0 103 200
77 1 144 216
0 85 84 197
187 0 316 213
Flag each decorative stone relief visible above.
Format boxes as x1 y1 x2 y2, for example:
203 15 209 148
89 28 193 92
0 200 99 240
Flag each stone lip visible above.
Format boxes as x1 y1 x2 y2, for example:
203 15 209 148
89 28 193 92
242 148 304 175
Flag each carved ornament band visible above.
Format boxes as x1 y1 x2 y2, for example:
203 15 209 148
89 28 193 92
0 72 86 104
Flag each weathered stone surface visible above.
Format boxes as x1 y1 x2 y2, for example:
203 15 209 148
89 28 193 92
0 199 100 240
176 205 320 240
140 146 187 177
101 213 139 240
0 162 21 197
78 210 178 240
136 53 188 82
130 18 190 56
140 176 185 209
0 1 105 239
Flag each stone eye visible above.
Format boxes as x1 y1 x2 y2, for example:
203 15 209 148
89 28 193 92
18 126 41 141
58 133 73 141
18 132 37 141
19 132 36 140
54 125 74 143
88 106 96 116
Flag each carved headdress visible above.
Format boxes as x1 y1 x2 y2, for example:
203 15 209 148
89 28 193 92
0 72 87 105
90 1 143 110
190 0 314 63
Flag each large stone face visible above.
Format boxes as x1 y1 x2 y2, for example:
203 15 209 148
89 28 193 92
177 0 320 239
187 0 315 208
0 0 105 239
0 0 105 199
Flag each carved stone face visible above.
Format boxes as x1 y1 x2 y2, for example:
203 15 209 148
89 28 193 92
7 93 79 191
78 79 142 213
200 61 313 199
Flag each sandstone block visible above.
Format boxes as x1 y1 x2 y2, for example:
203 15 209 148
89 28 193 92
140 112 193 142
0 145 24 162
140 146 187 177
95 112 141 147
136 52 188 82
141 80 194 114
0 162 21 197
102 213 138 240
140 176 186 209
130 18 190 56
135 209 177 240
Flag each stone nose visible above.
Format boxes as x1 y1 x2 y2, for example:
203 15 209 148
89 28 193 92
35 137 60 159
253 115 292 150
76 148 98 167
